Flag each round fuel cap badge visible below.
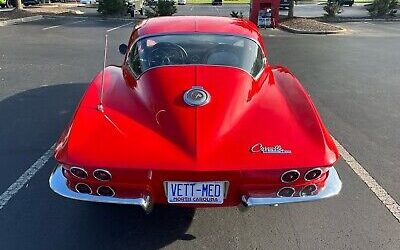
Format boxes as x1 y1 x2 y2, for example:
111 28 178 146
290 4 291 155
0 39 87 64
183 86 210 107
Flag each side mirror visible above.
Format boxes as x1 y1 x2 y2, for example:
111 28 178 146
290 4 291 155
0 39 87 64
119 44 128 55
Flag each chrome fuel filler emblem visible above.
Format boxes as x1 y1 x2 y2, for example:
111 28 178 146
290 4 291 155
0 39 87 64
183 86 210 107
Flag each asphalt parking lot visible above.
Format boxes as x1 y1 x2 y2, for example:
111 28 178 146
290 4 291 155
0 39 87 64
1 16 400 250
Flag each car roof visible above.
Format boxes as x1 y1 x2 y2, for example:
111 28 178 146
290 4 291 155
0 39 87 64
135 16 262 42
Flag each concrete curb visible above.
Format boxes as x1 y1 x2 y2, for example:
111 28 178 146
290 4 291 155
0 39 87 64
321 18 400 23
0 15 43 27
43 15 145 22
279 23 346 34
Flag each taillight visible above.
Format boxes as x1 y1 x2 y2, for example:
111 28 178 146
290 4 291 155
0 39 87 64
300 184 317 196
281 170 300 183
97 186 115 197
75 183 92 194
277 187 295 197
304 168 322 181
70 167 88 179
93 169 112 181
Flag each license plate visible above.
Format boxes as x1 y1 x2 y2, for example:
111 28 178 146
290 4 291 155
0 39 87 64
166 181 226 204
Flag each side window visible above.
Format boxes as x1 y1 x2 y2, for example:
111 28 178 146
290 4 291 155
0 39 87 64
250 47 265 77
127 43 142 76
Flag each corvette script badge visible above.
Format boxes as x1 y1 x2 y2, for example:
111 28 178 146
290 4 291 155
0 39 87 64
183 86 210 107
250 143 292 154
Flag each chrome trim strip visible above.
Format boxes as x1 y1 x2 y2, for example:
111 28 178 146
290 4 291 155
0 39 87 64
49 165 152 213
242 167 342 207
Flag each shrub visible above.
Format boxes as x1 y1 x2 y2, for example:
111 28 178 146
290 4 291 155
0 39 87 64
323 0 343 17
145 0 177 18
367 0 398 17
230 11 244 18
98 0 127 16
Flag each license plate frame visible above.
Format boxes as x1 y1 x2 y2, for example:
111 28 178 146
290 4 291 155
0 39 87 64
165 181 227 204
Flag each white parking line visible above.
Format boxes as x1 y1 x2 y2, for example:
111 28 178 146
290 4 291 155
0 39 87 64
42 20 86 31
333 137 400 223
0 144 55 211
106 21 136 33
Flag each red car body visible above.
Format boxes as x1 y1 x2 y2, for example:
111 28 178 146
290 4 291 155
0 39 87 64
49 16 342 212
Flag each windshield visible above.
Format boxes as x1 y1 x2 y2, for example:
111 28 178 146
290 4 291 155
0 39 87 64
127 34 265 77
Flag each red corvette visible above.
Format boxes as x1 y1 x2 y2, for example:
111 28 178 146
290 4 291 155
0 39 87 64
49 16 342 213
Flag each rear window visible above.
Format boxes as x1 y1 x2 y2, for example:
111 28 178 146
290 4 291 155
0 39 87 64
127 34 266 78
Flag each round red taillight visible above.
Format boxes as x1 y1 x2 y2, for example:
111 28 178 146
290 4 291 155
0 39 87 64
93 169 112 181
75 183 92 194
304 168 322 181
300 184 317 196
97 186 115 197
70 167 88 179
281 170 300 183
277 187 295 197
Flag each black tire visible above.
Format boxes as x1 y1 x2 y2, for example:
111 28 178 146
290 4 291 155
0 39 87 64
349 3 353 6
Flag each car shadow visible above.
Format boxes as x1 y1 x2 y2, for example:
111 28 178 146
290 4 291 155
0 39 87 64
0 83 196 250
77 203 196 250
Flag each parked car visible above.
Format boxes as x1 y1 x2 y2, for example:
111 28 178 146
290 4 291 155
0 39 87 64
212 0 222 5
337 0 354 6
80 0 97 4
177 0 186 5
280 0 289 9
23 0 40 6
126 0 135 17
49 16 342 213
140 0 157 16
0 0 7 8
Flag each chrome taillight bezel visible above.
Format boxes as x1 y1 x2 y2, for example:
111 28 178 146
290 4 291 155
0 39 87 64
70 167 88 179
93 169 112 181
304 168 323 181
280 170 300 183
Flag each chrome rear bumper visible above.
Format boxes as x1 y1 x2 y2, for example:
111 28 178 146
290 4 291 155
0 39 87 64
50 165 342 212
49 166 153 213
242 167 342 207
